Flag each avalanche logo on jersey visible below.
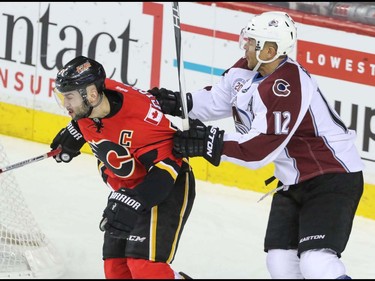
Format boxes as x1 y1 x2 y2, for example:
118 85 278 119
272 79 291 97
232 96 252 135
233 106 252 134
144 104 163 125
89 140 135 178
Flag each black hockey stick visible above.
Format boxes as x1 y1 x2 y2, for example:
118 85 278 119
172 2 189 130
0 147 62 174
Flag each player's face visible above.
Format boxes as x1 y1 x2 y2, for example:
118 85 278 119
54 89 91 120
243 37 258 70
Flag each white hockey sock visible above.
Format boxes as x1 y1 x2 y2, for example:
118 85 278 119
300 248 346 279
266 249 304 279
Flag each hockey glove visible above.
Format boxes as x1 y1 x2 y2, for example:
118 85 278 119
173 119 224 166
99 188 147 239
147 87 192 116
50 121 86 163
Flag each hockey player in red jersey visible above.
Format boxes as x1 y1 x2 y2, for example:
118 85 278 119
149 11 364 279
50 56 195 279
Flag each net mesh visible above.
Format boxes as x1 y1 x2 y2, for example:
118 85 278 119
0 141 65 278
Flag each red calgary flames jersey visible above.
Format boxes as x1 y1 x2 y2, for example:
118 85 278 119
77 78 181 190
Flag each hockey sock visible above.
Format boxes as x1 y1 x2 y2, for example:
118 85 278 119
104 258 132 279
266 249 303 278
127 257 175 279
300 248 346 279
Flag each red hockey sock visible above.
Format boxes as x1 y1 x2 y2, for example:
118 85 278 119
104 258 132 279
127 257 175 279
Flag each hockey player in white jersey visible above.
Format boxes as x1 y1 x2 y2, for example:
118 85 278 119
149 11 364 279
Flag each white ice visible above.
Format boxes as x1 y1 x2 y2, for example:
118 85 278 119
1 134 374 279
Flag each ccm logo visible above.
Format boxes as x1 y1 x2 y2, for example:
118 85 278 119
127 235 146 242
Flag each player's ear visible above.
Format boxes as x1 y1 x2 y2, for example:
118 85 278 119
265 42 278 59
86 85 100 104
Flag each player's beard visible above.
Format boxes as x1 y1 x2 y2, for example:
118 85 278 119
72 102 92 121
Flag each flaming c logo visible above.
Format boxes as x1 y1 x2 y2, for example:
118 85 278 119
272 79 291 97
90 140 134 178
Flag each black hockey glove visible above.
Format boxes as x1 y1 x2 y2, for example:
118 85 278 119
147 87 192 116
99 188 147 239
50 121 86 163
173 119 224 166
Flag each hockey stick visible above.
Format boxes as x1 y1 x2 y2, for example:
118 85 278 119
0 147 62 174
172 2 189 130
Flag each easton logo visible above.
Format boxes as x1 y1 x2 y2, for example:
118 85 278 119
299 234 325 243
206 127 217 157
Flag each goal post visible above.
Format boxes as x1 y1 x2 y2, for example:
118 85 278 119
0 141 65 278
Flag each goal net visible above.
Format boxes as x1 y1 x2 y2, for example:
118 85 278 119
0 141 65 278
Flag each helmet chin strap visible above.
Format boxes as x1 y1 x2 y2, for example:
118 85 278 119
252 50 280 72
91 92 104 108
79 88 104 118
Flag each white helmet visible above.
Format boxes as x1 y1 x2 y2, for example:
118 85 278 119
239 11 297 70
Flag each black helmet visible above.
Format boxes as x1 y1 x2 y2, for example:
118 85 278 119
55 55 106 94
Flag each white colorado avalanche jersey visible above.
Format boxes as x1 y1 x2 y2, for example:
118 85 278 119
189 57 364 185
